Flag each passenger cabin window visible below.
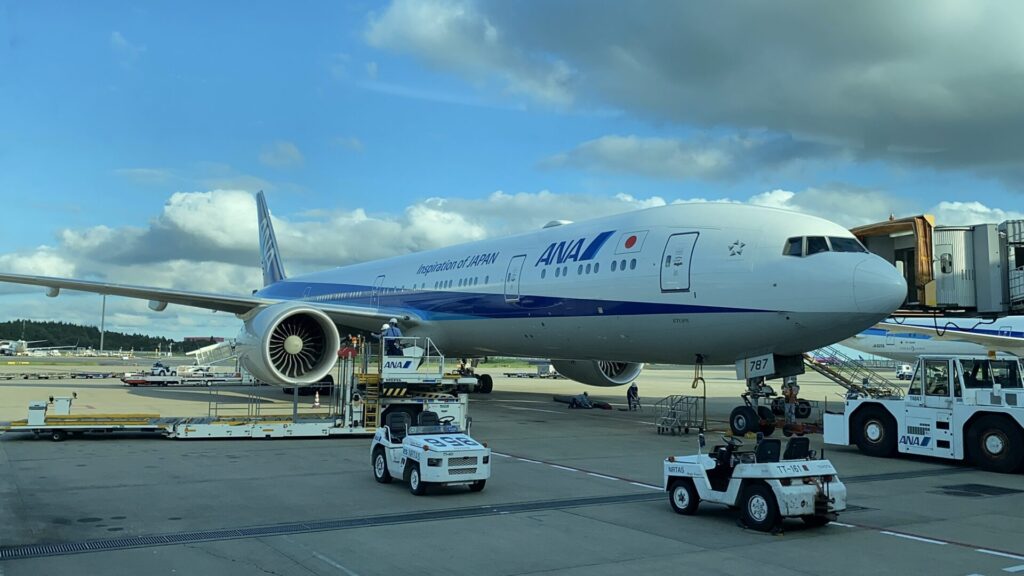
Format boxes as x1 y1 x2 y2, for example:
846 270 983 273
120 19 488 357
806 236 829 255
829 237 868 253
783 237 803 257
924 360 949 396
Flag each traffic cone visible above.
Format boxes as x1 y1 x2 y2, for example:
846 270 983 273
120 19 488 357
313 390 321 408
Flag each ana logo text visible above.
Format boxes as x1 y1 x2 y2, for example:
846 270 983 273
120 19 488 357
899 435 931 447
384 360 413 369
535 231 615 266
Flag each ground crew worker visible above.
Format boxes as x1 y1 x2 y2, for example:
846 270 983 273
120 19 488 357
782 376 800 424
383 319 403 356
627 382 640 410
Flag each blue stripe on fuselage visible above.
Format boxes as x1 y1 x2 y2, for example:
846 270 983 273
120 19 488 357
868 325 1024 339
257 281 769 321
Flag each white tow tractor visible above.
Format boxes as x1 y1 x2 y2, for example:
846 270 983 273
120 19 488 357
664 433 847 532
825 354 1024 473
371 410 490 495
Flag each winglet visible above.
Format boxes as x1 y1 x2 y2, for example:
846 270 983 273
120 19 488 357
257 191 286 286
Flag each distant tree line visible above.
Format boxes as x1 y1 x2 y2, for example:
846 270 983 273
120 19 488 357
0 319 223 354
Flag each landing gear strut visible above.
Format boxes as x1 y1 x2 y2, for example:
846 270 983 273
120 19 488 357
729 378 776 436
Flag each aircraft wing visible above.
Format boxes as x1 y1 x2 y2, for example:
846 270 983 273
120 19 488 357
875 322 1024 356
0 273 420 327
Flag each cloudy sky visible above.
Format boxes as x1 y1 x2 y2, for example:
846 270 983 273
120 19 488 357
2 0 1024 341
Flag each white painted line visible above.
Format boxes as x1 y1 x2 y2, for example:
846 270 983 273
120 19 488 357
503 406 565 414
491 452 512 458
516 458 541 464
630 481 663 491
312 551 361 576
978 550 1024 562
550 465 578 472
586 472 620 481
879 531 947 546
830 521 856 528
1003 564 1024 573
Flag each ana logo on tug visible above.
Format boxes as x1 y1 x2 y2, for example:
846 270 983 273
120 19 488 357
535 231 615 266
899 435 931 447
384 361 413 369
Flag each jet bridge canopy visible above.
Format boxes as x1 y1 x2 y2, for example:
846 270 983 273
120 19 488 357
851 215 935 309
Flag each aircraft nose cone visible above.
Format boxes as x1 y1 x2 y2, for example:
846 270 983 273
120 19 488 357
854 257 907 314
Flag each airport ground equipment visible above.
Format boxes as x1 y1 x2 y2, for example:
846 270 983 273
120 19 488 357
0 337 475 441
654 395 703 435
895 363 914 380
371 410 490 495
824 354 1024 473
664 433 846 532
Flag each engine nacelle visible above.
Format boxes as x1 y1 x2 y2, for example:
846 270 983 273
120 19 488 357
236 302 341 387
549 360 644 387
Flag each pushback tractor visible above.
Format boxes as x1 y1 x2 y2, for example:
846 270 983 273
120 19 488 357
825 354 1024 473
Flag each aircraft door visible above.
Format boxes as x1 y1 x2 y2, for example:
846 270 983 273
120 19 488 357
504 255 526 303
903 359 955 459
660 232 699 292
373 275 385 308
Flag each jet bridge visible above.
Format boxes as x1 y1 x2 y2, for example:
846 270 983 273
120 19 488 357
851 215 1024 318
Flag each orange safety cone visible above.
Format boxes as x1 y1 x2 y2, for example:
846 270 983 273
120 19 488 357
313 390 321 408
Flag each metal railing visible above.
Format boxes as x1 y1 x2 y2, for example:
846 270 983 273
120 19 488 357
805 345 905 399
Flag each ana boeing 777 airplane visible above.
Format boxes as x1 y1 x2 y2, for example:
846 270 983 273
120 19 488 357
0 192 905 401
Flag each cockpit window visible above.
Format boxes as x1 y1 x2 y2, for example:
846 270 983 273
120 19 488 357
783 237 803 257
829 236 868 253
806 236 829 255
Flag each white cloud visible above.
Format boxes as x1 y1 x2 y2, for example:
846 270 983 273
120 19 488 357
335 136 365 152
110 31 145 68
748 186 910 228
259 141 304 168
928 201 1024 226
366 0 575 106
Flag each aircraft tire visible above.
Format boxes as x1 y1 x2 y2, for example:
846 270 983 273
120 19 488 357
478 374 493 394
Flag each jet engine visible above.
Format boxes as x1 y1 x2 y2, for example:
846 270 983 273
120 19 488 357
236 302 341 387
549 360 643 387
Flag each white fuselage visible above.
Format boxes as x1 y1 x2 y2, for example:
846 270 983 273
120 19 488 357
257 203 905 365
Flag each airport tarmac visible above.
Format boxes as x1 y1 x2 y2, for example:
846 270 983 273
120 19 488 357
2 368 1023 575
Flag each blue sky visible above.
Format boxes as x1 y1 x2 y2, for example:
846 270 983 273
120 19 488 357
2 1 1024 340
